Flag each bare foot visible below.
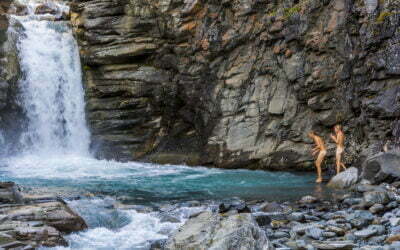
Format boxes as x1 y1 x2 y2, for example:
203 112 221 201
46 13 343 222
316 178 322 183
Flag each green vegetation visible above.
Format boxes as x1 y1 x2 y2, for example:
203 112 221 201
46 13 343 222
268 9 277 17
376 12 393 22
283 0 311 19
284 5 301 18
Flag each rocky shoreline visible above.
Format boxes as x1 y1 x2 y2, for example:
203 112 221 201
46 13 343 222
0 182 87 249
159 152 400 250
2 153 400 249
162 175 400 250
2 174 400 249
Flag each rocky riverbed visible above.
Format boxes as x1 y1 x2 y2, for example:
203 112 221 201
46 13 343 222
163 176 400 250
0 182 87 249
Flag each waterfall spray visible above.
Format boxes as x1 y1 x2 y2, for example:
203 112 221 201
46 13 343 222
10 0 90 156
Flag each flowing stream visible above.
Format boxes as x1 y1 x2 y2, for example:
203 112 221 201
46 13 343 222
0 1 320 249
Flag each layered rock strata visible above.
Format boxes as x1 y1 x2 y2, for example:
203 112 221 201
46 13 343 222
71 0 400 170
0 182 87 249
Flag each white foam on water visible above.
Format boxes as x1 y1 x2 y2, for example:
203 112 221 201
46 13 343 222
2 154 213 179
52 210 172 250
41 198 207 250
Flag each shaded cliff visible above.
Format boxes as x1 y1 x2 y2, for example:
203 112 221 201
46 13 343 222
0 0 23 155
71 0 400 170
0 0 13 109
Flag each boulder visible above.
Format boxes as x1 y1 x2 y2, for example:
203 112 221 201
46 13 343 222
361 152 400 184
0 182 22 204
165 211 273 250
219 200 251 214
0 183 87 249
327 167 359 189
2 201 87 233
7 2 28 16
363 190 390 207
34 4 57 15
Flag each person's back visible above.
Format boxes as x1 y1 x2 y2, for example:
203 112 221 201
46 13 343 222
315 136 326 151
308 131 326 183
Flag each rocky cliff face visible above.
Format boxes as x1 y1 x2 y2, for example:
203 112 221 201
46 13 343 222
70 0 400 170
0 0 23 154
0 1 12 110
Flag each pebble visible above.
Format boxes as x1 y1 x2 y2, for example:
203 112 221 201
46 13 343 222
369 204 384 214
300 196 318 204
305 227 324 240
346 210 374 229
311 240 356 249
304 215 320 221
368 235 386 244
254 214 272 227
322 231 336 238
389 217 400 227
287 212 305 222
343 198 363 206
273 231 290 239
354 228 378 239
386 201 398 209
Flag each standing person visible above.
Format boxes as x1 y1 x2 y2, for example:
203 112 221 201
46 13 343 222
330 125 346 174
308 131 327 183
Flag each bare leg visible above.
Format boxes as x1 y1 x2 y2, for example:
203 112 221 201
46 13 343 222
336 151 341 175
336 148 345 174
315 151 326 183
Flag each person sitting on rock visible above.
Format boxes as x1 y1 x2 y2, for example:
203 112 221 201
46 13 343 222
330 125 346 174
308 131 326 183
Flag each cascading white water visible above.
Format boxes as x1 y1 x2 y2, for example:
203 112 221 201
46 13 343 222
12 0 90 156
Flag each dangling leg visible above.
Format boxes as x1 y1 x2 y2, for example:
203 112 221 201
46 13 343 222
336 147 345 174
315 150 326 183
336 149 341 174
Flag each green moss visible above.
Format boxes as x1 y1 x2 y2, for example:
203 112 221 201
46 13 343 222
83 65 91 71
376 11 393 23
268 9 277 17
284 5 301 18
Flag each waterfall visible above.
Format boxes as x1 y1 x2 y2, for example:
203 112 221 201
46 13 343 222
10 0 90 156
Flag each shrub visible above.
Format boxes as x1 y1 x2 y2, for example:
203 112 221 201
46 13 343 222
376 11 393 23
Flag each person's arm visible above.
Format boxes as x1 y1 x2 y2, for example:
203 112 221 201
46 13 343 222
330 134 337 143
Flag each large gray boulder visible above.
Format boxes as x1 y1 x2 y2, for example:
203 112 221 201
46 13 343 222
327 167 359 189
0 182 22 203
361 151 400 184
165 211 273 250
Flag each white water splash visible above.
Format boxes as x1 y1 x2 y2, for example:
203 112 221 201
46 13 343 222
11 1 90 156
43 198 207 250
